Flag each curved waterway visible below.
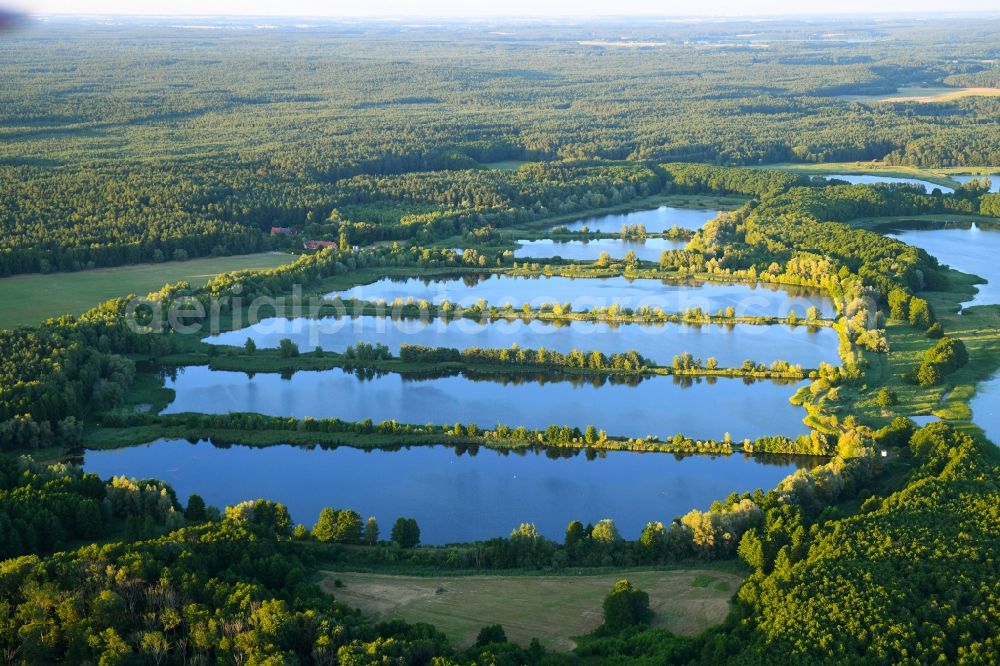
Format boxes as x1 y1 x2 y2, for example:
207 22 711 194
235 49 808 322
160 365 810 441
82 439 813 544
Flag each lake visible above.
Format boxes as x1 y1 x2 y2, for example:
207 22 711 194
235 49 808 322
952 175 999 193
160 365 810 441
821 174 955 194
82 439 812 543
205 315 839 368
514 237 687 262
556 206 719 232
888 224 1000 308
887 224 1000 445
970 374 1000 447
330 274 836 318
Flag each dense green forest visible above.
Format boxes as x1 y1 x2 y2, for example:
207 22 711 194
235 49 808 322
4 17 1000 274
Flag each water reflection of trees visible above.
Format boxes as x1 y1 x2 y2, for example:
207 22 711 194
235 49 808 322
145 439 825 472
459 368 650 388
461 273 493 287
669 374 798 388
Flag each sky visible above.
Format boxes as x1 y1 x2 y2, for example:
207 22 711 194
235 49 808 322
11 0 1000 17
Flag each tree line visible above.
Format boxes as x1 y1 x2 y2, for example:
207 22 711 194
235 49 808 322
0 454 188 560
398 342 654 372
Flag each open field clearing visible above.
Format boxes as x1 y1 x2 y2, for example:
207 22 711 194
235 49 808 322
851 269 1000 435
480 160 530 170
861 86 1000 103
320 568 741 651
0 252 296 328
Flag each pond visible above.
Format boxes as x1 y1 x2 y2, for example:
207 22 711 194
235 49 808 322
556 206 719 233
820 174 954 194
205 315 840 368
952 175 999 193
82 439 813 544
160 365 810 441
887 223 1000 445
514 237 686 262
330 274 836 319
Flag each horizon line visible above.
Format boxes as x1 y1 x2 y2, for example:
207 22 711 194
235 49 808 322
25 10 1000 20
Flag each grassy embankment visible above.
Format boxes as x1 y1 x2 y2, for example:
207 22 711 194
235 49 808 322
843 268 1000 439
0 252 297 329
84 412 792 456
319 568 742 651
176 290 829 340
149 342 814 381
829 211 1000 442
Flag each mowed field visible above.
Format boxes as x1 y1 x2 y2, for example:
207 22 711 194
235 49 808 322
480 160 529 171
0 252 296 329
837 86 1000 103
876 86 1000 103
321 568 742 651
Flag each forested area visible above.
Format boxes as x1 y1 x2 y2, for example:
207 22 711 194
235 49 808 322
0 455 182 560
0 298 174 451
0 165 267 274
4 17 1000 274
0 157 986 455
723 424 1000 664
0 501 471 664
0 161 659 274
660 163 947 297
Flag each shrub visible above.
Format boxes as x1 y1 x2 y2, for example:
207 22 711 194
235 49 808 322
391 517 421 549
602 579 653 631
278 338 300 358
476 624 507 646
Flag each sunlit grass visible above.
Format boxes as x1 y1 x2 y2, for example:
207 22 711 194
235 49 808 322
0 252 297 329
